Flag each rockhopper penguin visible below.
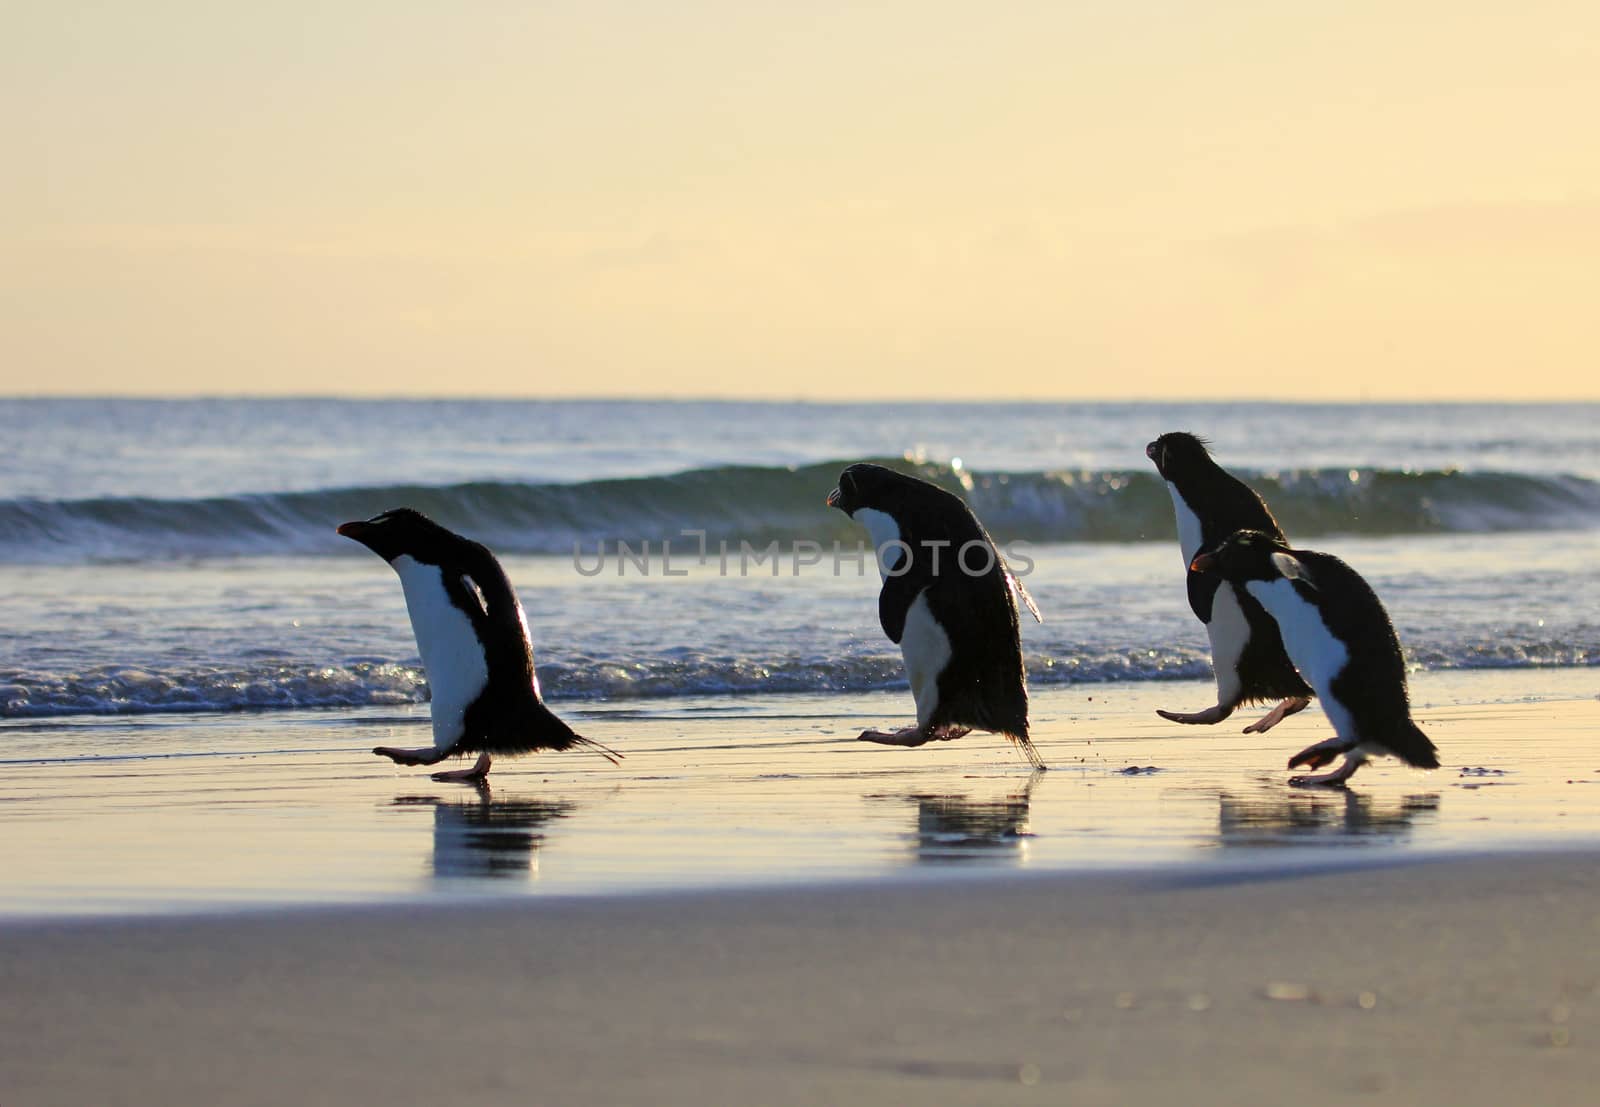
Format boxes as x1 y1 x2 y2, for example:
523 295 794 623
338 508 618 784
1190 529 1439 787
827 463 1045 768
1146 432 1313 733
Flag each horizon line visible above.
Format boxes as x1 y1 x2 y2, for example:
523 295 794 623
3 393 1598 406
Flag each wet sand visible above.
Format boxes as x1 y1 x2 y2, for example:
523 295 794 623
2 674 1598 916
3 678 1600 1102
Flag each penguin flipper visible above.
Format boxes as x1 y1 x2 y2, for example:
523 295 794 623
877 565 931 644
455 543 521 627
1186 569 1220 623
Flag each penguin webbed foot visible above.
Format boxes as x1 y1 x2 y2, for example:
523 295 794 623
1155 704 1233 726
1242 697 1313 734
430 753 492 784
1288 745 1365 788
858 725 932 747
1288 772 1352 789
1289 761 1362 788
858 724 972 747
1287 736 1354 772
374 745 447 767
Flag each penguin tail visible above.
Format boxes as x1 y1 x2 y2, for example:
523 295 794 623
1388 720 1439 770
529 701 622 763
567 732 624 765
1008 732 1047 771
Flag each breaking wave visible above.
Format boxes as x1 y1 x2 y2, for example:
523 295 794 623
2 459 1598 564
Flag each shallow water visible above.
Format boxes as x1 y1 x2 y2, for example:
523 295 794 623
3 531 1595 718
4 672 1597 919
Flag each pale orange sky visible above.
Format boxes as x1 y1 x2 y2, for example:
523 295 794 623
4 2 1597 399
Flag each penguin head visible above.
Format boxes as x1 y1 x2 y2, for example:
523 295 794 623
1190 529 1310 586
337 508 456 565
1145 432 1215 481
825 463 920 518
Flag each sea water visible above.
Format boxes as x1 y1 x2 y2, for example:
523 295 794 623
1 398 1595 721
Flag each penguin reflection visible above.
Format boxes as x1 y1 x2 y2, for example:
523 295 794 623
1216 789 1439 849
392 791 577 880
893 775 1041 865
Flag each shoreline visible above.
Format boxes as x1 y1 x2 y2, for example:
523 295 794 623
2 677 1598 921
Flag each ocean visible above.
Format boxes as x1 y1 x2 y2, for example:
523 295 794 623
1 398 1596 722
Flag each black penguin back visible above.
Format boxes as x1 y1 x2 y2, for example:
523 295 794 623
922 543 1031 744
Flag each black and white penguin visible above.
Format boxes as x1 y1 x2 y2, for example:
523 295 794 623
1190 529 1439 787
826 463 1045 768
338 508 618 784
1146 432 1313 733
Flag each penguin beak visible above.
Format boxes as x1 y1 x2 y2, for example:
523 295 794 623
337 520 370 541
1189 552 1216 573
825 487 843 509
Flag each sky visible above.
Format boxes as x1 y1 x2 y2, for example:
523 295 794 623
4 1 1598 400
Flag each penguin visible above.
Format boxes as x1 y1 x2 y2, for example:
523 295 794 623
826 463 1045 768
1146 432 1313 733
337 508 618 784
1189 529 1439 787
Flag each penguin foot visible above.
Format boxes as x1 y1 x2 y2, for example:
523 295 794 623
1287 742 1344 771
1288 772 1351 789
1289 750 1366 788
1290 764 1361 788
858 725 972 747
859 725 931 746
431 753 492 784
374 745 446 767
1243 697 1313 734
1155 704 1233 726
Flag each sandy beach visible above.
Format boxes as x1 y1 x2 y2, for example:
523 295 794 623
4 852 1599 1105
2 680 1598 1103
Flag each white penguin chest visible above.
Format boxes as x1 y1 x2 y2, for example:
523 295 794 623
1166 483 1205 566
1244 579 1348 690
1205 583 1251 701
900 591 953 725
393 555 490 745
853 507 904 579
